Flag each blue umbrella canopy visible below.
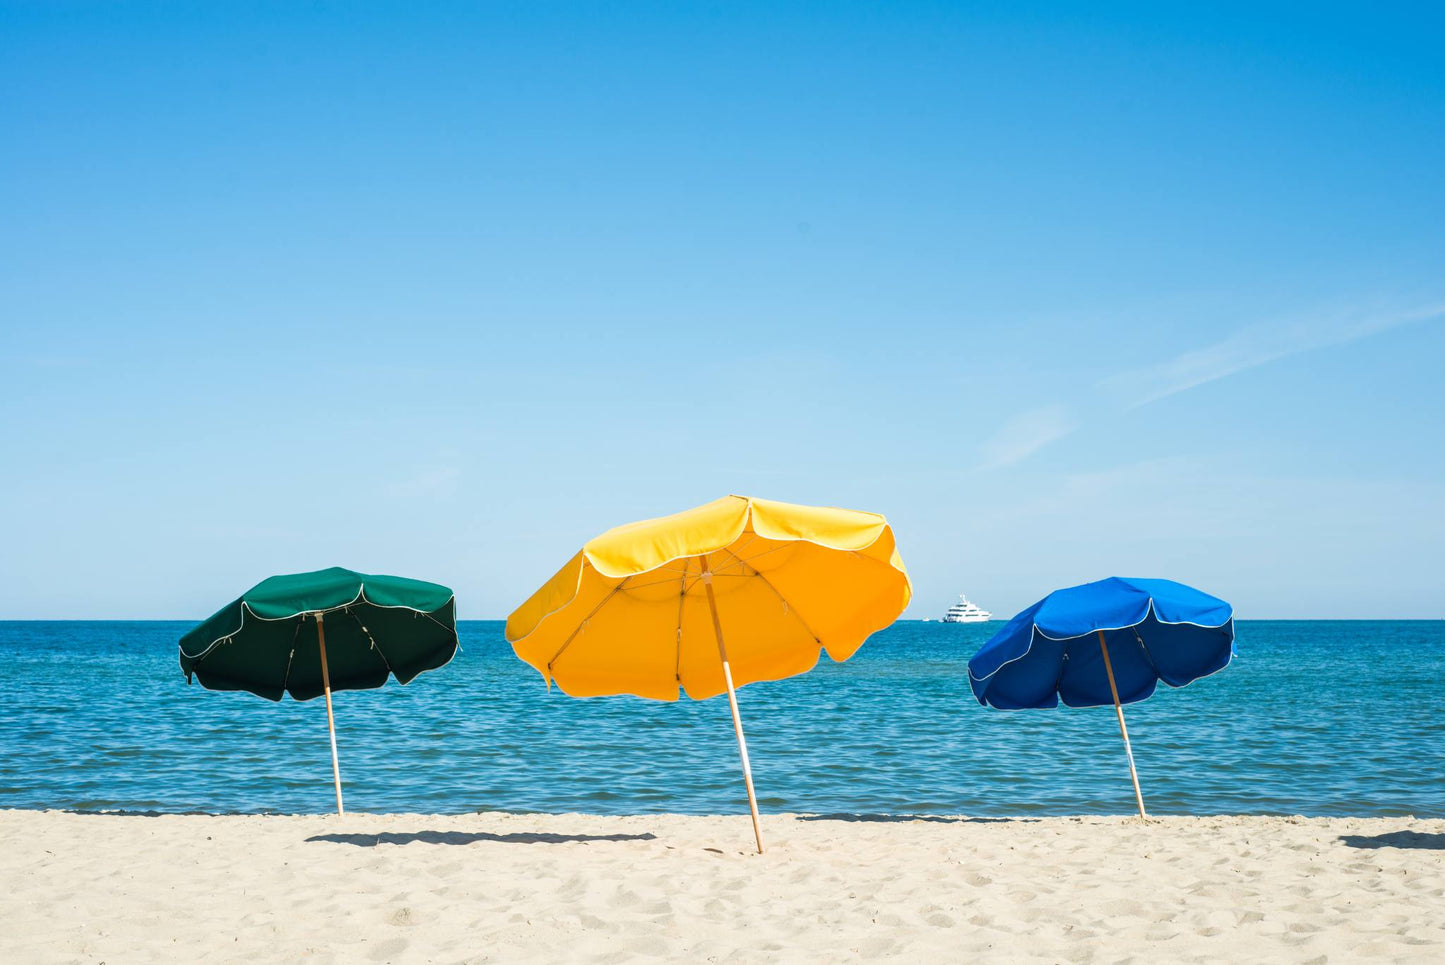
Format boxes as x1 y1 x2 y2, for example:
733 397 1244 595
968 577 1234 710
967 577 1234 819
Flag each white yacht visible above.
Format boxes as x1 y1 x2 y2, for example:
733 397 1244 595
942 594 991 623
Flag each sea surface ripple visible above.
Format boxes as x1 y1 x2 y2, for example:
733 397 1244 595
0 620 1441 817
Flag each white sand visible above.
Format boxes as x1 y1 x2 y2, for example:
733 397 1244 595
3 810 1443 963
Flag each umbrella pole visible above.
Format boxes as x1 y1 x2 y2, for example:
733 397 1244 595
1097 629 1146 820
316 612 344 816
699 556 765 854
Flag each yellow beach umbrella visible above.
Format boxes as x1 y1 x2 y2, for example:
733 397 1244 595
506 495 911 852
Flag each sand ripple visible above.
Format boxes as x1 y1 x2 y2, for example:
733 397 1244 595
2 811 1443 962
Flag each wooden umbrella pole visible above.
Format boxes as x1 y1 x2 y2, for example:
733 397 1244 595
316 612 345 816
1097 629 1146 820
698 555 765 854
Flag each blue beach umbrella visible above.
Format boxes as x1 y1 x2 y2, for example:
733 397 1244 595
967 577 1234 818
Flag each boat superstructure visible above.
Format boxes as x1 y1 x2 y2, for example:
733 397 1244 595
942 594 991 623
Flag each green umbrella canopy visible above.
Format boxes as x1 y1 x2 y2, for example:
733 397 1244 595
179 567 458 702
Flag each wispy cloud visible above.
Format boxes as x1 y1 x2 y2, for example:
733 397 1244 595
385 465 462 500
977 404 1078 470
979 301 1444 470
1102 302 1445 408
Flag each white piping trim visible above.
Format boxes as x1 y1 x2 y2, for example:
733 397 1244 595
968 597 1234 689
583 498 891 580
515 553 909 699
179 585 457 664
506 555 589 650
1033 607 1234 642
505 496 904 646
1058 636 1235 708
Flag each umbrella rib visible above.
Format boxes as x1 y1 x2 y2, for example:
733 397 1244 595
607 572 697 591
722 532 761 561
616 563 692 586
710 556 750 575
712 537 783 571
1132 626 1164 680
710 538 808 577
590 567 756 593
411 608 453 632
280 621 301 696
718 547 821 643
703 534 779 577
1050 629 1069 697
345 608 396 680
846 547 902 576
548 576 631 673
674 563 688 686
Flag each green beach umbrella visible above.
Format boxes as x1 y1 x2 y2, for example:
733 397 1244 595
178 566 458 814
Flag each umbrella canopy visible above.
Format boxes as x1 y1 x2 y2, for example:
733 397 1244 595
179 566 458 813
967 577 1234 818
506 494 911 850
180 566 457 700
967 576 1234 710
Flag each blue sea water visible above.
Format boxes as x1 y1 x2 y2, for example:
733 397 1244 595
0 620 1441 817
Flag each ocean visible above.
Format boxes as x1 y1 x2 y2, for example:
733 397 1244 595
1 620 1441 817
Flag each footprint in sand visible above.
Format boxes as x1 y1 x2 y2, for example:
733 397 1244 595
579 913 613 931
608 887 643 909
368 936 409 961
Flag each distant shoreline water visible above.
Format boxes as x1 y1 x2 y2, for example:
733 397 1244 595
1 620 1441 817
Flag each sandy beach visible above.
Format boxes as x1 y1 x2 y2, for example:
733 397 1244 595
3 811 1443 963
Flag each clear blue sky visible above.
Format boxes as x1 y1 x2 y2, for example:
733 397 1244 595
2 2 1441 619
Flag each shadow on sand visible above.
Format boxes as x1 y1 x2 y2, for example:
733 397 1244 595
1339 831 1445 851
306 830 657 847
60 809 212 817
796 813 1022 825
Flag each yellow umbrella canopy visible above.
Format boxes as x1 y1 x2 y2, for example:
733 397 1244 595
506 494 912 851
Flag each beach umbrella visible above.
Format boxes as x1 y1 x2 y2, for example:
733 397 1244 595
178 567 458 814
967 577 1234 819
506 495 912 852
